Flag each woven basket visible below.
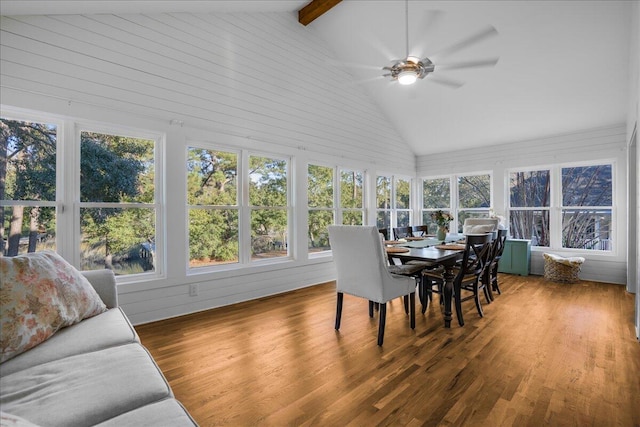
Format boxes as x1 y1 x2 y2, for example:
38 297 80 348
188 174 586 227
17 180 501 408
543 253 585 283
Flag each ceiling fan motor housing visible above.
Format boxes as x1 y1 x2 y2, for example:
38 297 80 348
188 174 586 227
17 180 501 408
385 57 435 81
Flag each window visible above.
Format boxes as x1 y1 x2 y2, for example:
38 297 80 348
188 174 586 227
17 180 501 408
79 130 158 275
561 165 612 250
1 112 163 277
509 163 614 252
421 177 451 234
376 174 412 235
307 165 364 254
308 164 333 252
187 148 239 267
1 117 58 256
457 174 491 232
509 170 550 246
340 169 364 225
249 155 289 261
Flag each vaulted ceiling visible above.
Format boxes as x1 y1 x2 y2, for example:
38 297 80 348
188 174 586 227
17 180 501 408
1 0 633 156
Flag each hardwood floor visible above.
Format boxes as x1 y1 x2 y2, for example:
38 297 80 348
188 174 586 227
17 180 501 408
135 274 640 426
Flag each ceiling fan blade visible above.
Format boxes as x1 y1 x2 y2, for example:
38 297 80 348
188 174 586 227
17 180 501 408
428 75 465 89
352 75 386 85
436 57 500 71
431 25 498 59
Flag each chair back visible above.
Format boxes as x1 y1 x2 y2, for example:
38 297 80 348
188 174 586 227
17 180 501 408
328 225 397 302
463 218 499 235
411 225 429 236
393 226 412 239
378 228 389 240
491 229 508 261
456 233 493 281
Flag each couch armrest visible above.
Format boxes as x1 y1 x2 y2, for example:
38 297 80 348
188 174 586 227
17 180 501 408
81 270 118 308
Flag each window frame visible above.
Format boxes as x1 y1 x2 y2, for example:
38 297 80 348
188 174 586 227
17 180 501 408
75 121 165 283
507 160 616 254
376 174 413 235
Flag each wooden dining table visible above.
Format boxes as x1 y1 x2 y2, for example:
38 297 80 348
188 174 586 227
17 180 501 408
387 242 464 328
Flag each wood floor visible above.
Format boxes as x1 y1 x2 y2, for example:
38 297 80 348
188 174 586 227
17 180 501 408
135 274 640 427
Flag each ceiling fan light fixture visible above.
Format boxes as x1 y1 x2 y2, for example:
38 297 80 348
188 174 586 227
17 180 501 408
397 70 418 85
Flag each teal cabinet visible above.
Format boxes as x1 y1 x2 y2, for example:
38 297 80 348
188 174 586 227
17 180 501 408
498 239 531 276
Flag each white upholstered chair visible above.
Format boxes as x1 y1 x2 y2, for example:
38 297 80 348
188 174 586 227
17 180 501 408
328 225 416 346
462 218 500 235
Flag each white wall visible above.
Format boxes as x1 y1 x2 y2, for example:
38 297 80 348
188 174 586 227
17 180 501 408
416 124 629 285
0 11 415 324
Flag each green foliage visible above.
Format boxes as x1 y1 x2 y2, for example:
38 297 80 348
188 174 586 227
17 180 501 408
340 170 363 209
423 178 450 209
308 165 333 208
458 175 490 208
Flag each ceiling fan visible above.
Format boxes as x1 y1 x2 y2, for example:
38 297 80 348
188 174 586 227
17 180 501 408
383 0 500 87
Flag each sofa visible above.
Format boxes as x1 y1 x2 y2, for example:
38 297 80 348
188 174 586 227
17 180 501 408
0 251 197 427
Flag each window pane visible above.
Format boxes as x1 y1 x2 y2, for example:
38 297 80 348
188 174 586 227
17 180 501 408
80 207 156 274
395 178 410 209
376 176 391 209
308 165 333 208
308 210 333 251
249 156 287 207
251 209 288 260
510 170 550 207
562 209 612 250
80 132 155 203
340 170 363 209
377 211 390 230
187 148 237 206
562 165 612 207
421 212 440 235
509 210 550 247
397 210 411 227
423 178 449 209
1 118 57 202
458 174 490 208
342 210 363 225
1 206 56 255
189 208 238 267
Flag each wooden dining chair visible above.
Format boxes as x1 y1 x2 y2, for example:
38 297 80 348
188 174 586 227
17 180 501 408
422 233 493 326
411 225 429 237
483 228 508 300
328 225 416 346
393 226 412 239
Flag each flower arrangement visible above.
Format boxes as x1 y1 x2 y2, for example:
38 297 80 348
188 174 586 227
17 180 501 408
431 210 453 229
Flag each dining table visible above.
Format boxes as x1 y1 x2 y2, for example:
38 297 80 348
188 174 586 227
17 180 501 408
386 235 466 328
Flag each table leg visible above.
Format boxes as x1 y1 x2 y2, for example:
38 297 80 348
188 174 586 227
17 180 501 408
442 266 456 328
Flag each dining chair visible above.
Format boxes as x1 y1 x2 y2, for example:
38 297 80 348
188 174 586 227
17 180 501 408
393 226 412 239
378 228 390 240
422 233 493 326
483 228 508 300
328 225 416 346
411 225 429 236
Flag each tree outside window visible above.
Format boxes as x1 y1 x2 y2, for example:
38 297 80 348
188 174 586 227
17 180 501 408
340 169 364 225
79 131 157 274
509 170 550 246
457 174 491 232
1 118 57 256
561 165 612 250
187 148 239 267
308 164 333 252
422 177 450 234
376 175 392 232
249 155 289 260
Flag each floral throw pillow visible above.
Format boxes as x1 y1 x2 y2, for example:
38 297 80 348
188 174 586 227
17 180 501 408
0 251 107 364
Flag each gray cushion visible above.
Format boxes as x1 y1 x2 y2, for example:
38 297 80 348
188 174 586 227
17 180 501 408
94 399 197 427
0 308 138 377
0 344 172 427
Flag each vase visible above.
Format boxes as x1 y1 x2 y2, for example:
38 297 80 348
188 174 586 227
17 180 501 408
436 226 447 241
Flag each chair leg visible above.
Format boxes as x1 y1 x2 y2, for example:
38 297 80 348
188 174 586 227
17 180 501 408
377 303 387 346
335 292 344 330
474 280 484 318
492 265 502 295
403 295 409 314
454 282 465 327
410 292 415 329
368 300 374 318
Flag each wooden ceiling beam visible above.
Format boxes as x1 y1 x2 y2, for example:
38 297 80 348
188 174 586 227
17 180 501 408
298 0 342 26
